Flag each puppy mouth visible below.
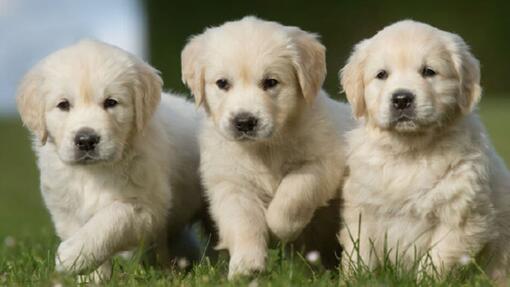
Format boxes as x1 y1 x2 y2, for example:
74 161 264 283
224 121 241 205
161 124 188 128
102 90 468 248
389 115 421 132
73 152 103 165
232 132 260 142
392 115 414 123
227 123 274 142
230 129 274 142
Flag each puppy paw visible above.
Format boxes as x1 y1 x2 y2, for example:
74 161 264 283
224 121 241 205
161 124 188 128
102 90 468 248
55 238 88 273
228 249 266 280
266 202 309 242
76 261 112 283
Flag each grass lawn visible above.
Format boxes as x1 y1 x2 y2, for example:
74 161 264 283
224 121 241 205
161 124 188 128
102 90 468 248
0 97 509 286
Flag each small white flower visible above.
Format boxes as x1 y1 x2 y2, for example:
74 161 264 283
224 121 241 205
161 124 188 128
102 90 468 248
177 257 190 270
4 236 16 248
306 250 320 264
459 254 471 265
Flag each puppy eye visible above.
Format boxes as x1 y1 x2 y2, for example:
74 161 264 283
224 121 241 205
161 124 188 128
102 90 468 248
262 78 279 90
103 98 118 109
57 100 70 111
421 67 437 78
376 70 389 80
216 79 230 91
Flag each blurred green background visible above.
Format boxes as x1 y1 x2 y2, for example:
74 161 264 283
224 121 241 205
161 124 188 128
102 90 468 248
1 0 509 239
146 0 510 96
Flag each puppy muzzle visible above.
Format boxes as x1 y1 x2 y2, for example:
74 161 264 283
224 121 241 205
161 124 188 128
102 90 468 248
229 112 261 140
390 89 416 123
73 127 102 164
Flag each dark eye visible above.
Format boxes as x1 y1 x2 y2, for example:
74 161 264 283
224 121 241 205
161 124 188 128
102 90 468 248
103 98 118 109
262 78 279 90
421 66 436 78
57 100 70 111
216 79 230 90
376 70 388 80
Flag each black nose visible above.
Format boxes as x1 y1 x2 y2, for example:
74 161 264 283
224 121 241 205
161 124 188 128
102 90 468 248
391 90 415 110
232 113 258 133
74 128 100 151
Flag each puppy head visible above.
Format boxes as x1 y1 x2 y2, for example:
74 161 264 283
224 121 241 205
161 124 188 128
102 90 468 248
341 20 481 134
17 39 162 164
182 16 326 142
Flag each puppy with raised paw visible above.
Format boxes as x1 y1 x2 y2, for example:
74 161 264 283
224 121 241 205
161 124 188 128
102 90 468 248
182 16 354 279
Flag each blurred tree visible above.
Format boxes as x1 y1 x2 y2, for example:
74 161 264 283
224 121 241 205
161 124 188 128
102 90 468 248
146 0 510 98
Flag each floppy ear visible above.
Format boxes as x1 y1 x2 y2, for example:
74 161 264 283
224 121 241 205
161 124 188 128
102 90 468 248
340 39 370 119
287 27 327 104
442 32 482 114
16 68 48 144
133 60 163 132
181 35 205 107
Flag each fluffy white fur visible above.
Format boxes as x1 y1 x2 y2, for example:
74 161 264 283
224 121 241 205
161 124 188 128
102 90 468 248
182 16 354 279
339 20 510 283
17 40 203 280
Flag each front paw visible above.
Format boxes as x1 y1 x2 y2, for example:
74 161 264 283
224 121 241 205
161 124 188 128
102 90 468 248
266 202 310 242
55 238 88 273
228 248 266 280
77 261 112 283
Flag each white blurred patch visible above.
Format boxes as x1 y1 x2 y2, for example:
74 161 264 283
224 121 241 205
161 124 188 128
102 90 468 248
177 257 190 270
459 254 471 266
3 236 16 248
305 250 320 265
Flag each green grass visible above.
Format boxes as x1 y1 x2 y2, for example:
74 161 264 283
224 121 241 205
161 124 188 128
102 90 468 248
0 236 497 287
0 232 497 286
0 97 509 286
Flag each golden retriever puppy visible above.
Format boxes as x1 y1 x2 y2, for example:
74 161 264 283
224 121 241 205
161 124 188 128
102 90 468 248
17 40 203 280
182 16 354 279
339 20 510 281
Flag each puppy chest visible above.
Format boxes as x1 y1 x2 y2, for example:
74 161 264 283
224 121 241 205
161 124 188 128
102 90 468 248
252 155 311 197
42 174 123 224
347 151 457 214
203 139 317 200
240 162 283 198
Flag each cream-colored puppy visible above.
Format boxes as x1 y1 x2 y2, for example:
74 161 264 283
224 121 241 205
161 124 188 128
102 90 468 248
182 16 353 279
339 20 510 281
17 40 203 280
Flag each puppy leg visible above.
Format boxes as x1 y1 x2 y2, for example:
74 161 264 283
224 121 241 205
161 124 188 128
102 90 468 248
419 226 465 277
484 239 510 286
267 164 337 242
55 201 162 276
339 207 378 273
422 217 490 278
77 261 112 283
208 184 268 280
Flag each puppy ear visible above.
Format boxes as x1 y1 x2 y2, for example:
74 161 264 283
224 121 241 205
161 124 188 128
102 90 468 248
181 35 205 107
288 27 327 104
16 68 48 144
340 39 370 119
133 60 163 132
443 32 482 114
